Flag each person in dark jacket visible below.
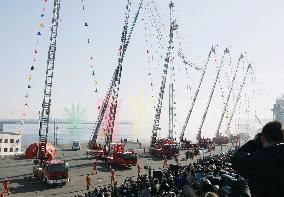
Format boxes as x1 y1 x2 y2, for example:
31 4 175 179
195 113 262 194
232 121 284 197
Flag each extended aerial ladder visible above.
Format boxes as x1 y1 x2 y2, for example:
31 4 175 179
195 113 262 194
225 63 252 134
215 54 244 137
179 46 216 142
38 0 61 161
30 0 69 185
196 48 229 141
88 0 143 150
255 114 264 127
151 1 178 144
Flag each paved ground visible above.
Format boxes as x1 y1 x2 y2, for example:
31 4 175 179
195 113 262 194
0 142 234 197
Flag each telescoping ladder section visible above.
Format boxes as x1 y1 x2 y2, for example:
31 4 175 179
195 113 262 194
38 0 61 160
89 0 143 149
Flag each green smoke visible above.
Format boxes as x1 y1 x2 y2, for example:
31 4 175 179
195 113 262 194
63 103 87 137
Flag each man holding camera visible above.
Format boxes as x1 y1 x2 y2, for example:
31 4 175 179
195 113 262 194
232 121 284 197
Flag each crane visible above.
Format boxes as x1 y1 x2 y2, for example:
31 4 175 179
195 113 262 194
215 54 244 137
179 46 216 142
196 48 229 141
88 0 143 151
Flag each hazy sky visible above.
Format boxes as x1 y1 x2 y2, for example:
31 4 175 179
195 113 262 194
0 0 283 138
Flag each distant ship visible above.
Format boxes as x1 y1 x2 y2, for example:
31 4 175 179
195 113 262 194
272 95 284 126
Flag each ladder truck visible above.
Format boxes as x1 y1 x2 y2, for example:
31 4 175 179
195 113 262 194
195 48 230 151
87 0 143 167
179 46 216 150
225 63 252 144
149 2 179 158
31 0 69 185
213 54 244 145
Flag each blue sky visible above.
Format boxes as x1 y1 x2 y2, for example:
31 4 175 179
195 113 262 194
0 0 283 138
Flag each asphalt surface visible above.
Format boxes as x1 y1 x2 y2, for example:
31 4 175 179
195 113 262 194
0 142 234 197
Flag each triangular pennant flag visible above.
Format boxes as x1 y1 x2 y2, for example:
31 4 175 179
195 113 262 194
41 14 44 17
31 66 34 70
28 85 31 88
39 23 44 28
37 32 42 35
84 22 88 27
28 75 32 81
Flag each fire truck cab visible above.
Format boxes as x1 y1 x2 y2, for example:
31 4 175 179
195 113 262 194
104 143 137 167
88 143 105 158
212 136 229 145
33 159 69 184
199 138 215 152
150 138 179 158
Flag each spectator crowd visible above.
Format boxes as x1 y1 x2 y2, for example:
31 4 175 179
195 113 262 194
75 120 284 197
75 149 248 197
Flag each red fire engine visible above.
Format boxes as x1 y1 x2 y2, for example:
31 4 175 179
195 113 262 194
103 143 137 167
149 138 179 158
33 159 69 184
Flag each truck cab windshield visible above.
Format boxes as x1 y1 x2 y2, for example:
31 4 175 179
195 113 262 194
48 163 68 173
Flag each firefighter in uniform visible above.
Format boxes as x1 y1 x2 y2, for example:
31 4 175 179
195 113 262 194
86 174 91 190
2 178 10 195
111 169 116 186
137 162 142 177
163 155 168 168
175 155 179 165
92 161 97 175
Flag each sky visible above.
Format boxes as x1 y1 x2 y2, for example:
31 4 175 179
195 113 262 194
0 0 284 139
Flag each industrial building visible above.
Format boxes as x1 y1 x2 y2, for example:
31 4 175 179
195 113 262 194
272 95 284 126
0 123 22 156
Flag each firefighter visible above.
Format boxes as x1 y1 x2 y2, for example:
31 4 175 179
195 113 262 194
86 174 91 190
190 150 195 160
92 161 97 175
111 169 116 186
175 155 179 165
163 155 168 168
2 178 10 195
137 162 142 177
185 149 190 160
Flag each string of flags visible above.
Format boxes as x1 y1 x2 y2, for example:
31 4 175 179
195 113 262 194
80 0 99 94
22 0 49 118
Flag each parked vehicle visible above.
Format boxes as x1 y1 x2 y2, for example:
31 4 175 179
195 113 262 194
103 143 137 167
72 140 81 151
33 159 69 184
149 138 179 158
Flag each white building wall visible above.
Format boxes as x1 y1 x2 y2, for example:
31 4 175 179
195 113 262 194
0 133 22 156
